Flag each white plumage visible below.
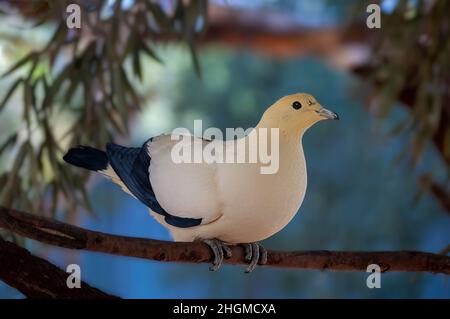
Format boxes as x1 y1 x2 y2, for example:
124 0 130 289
147 133 307 244
64 93 338 272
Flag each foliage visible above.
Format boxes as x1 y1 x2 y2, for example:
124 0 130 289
368 0 450 168
0 0 207 221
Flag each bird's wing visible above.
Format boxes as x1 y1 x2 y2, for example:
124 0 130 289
147 134 223 225
106 140 204 228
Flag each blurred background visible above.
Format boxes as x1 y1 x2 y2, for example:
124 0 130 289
0 0 449 298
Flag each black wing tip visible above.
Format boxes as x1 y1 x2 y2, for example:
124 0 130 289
164 215 202 228
63 145 108 171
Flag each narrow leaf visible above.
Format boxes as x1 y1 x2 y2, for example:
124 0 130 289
141 42 163 64
2 52 38 78
0 78 23 111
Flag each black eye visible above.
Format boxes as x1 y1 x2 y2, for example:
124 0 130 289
292 101 302 110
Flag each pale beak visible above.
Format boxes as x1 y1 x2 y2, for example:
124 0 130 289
316 107 339 120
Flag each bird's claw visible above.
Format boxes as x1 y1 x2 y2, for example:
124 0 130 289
241 242 267 273
204 239 267 273
203 239 232 271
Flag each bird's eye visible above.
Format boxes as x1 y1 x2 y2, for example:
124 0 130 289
292 101 302 110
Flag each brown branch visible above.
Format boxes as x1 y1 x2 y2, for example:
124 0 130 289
0 237 118 299
201 6 369 59
0 206 449 275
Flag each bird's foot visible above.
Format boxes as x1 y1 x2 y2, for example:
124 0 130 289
240 242 268 273
203 239 232 271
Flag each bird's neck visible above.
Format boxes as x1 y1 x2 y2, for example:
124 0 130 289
244 123 305 165
253 122 305 148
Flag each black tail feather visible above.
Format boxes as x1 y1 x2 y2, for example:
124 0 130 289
63 146 108 171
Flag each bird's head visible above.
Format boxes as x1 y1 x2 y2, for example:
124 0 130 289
258 93 339 136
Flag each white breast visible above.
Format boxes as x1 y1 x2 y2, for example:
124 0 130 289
148 133 307 243
211 139 307 243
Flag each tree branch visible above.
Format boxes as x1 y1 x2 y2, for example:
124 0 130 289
0 237 118 298
0 206 449 275
201 6 368 59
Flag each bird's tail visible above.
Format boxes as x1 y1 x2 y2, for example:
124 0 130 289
63 146 108 172
63 145 135 197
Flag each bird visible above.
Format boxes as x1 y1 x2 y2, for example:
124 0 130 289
63 93 338 272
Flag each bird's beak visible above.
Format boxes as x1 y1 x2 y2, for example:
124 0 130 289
316 107 339 120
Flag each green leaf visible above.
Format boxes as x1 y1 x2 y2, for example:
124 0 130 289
172 0 185 25
0 78 23 112
105 106 128 135
0 133 18 154
42 63 72 108
2 52 38 78
112 66 126 109
123 29 136 59
146 2 171 31
188 40 201 78
26 142 38 189
0 142 28 206
64 77 80 103
197 0 208 33
119 66 140 108
184 0 201 33
26 56 39 83
23 81 33 132
45 22 66 53
141 41 163 64
132 49 142 82
49 182 59 217
81 65 93 108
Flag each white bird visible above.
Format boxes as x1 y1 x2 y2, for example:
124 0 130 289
63 93 338 272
